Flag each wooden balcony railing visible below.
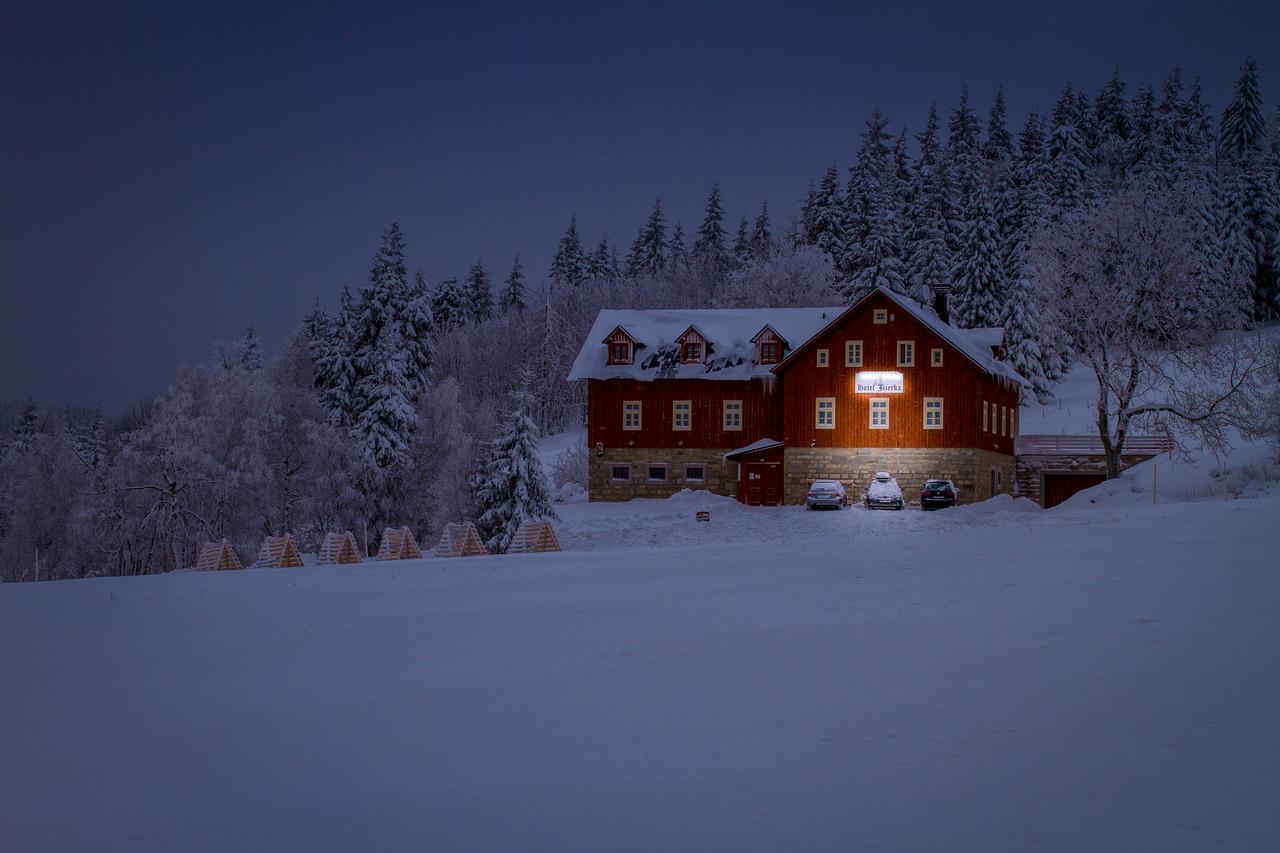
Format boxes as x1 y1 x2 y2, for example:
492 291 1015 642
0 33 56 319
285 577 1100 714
1015 434 1173 456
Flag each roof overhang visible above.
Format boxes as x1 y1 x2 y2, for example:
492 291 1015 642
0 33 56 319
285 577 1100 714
724 438 785 460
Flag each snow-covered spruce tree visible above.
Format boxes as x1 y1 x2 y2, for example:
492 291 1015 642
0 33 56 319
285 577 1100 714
549 215 588 287
311 286 358 424
472 374 556 554
998 251 1052 400
731 215 751 269
1220 56 1266 164
983 86 1014 163
353 319 416 470
501 255 526 313
692 183 729 277
1047 102 1093 217
750 201 773 260
951 183 1004 328
588 238 616 281
430 277 470 331
806 165 845 262
627 199 667 277
239 325 263 372
667 222 690 275
466 260 493 322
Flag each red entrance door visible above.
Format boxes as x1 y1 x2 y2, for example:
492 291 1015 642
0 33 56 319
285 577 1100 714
743 462 783 506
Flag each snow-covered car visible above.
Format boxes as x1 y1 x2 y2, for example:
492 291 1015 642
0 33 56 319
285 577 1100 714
920 479 958 510
864 472 904 510
805 479 847 510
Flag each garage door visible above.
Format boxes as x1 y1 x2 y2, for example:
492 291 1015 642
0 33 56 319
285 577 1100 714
1043 473 1105 508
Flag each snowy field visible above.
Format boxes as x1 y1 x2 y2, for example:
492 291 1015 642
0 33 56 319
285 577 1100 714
3 492 1279 852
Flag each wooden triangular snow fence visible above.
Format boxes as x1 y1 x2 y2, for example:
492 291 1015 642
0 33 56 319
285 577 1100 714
505 520 560 554
254 533 303 568
376 527 422 561
434 522 488 557
195 539 242 571
318 531 361 565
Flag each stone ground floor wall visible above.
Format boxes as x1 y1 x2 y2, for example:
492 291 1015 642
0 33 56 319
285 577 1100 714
589 449 738 501
782 447 1016 506
1015 453 1158 507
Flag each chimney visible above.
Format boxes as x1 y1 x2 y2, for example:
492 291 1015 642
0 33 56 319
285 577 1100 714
932 287 951 325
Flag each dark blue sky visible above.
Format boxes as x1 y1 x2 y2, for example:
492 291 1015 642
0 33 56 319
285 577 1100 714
3 1 1277 410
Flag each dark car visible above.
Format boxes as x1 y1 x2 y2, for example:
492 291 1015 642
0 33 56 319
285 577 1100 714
920 479 957 510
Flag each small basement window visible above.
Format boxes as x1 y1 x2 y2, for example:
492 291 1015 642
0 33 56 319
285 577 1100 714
647 464 667 482
873 308 888 324
610 464 631 482
931 348 943 367
685 464 706 483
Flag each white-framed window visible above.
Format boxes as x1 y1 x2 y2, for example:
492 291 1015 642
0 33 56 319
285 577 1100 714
924 397 943 429
723 399 742 431
647 464 667 482
673 399 691 431
816 348 829 367
896 340 915 367
873 308 888 324
608 341 633 365
931 348 944 367
684 464 706 483
610 464 631 482
682 341 703 363
870 397 889 429
816 397 835 429
623 400 642 431
846 339 863 367
982 400 988 433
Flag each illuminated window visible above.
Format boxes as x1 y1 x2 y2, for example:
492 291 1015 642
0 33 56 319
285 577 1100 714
897 340 915 367
623 400 642 431
816 348 829 367
673 400 691 431
924 397 943 429
870 397 889 429
873 309 888 324
816 397 835 429
723 399 742 431
845 340 863 367
931 348 943 366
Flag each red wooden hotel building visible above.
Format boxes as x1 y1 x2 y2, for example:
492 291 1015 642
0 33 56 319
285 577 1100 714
568 287 1027 506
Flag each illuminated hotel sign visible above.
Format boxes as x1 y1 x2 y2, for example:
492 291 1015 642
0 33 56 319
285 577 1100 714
855 371 904 393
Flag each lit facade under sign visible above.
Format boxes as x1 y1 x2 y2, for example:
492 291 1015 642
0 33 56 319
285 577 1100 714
855 371 904 393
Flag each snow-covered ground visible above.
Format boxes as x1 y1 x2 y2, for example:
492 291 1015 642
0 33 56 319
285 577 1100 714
3 492 1279 851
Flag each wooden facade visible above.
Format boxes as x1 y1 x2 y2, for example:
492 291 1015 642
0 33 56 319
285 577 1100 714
586 377 782 450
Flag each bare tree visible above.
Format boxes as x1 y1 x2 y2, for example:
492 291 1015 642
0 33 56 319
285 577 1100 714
1030 183 1270 477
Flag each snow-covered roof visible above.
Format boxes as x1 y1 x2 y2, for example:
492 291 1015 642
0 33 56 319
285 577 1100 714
724 438 784 459
568 307 845 381
568 288 1027 386
967 327 1005 349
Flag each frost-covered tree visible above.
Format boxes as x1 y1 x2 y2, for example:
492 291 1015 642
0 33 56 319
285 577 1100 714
951 183 1003 327
997 254 1052 399
731 215 751 269
465 260 493 322
1220 55 1266 163
430 277 469 331
750 201 773 259
588 238 617 281
311 286 358 423
472 373 556 553
983 86 1013 163
806 165 845 262
667 222 689 275
239 325 263 372
500 255 526 313
693 183 729 275
549 215 588 287
627 199 667 277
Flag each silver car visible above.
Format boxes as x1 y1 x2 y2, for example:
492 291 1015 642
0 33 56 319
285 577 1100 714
805 479 848 510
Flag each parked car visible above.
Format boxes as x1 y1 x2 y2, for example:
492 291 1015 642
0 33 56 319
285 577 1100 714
920 479 958 510
864 472 904 510
805 479 847 510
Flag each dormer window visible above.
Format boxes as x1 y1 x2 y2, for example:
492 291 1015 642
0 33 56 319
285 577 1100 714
603 326 638 365
676 326 709 364
750 325 787 366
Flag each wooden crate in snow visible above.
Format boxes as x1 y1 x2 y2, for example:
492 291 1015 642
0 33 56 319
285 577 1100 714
375 527 422 561
317 531 361 565
434 522 488 557
504 520 560 554
195 539 242 571
255 533 303 568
